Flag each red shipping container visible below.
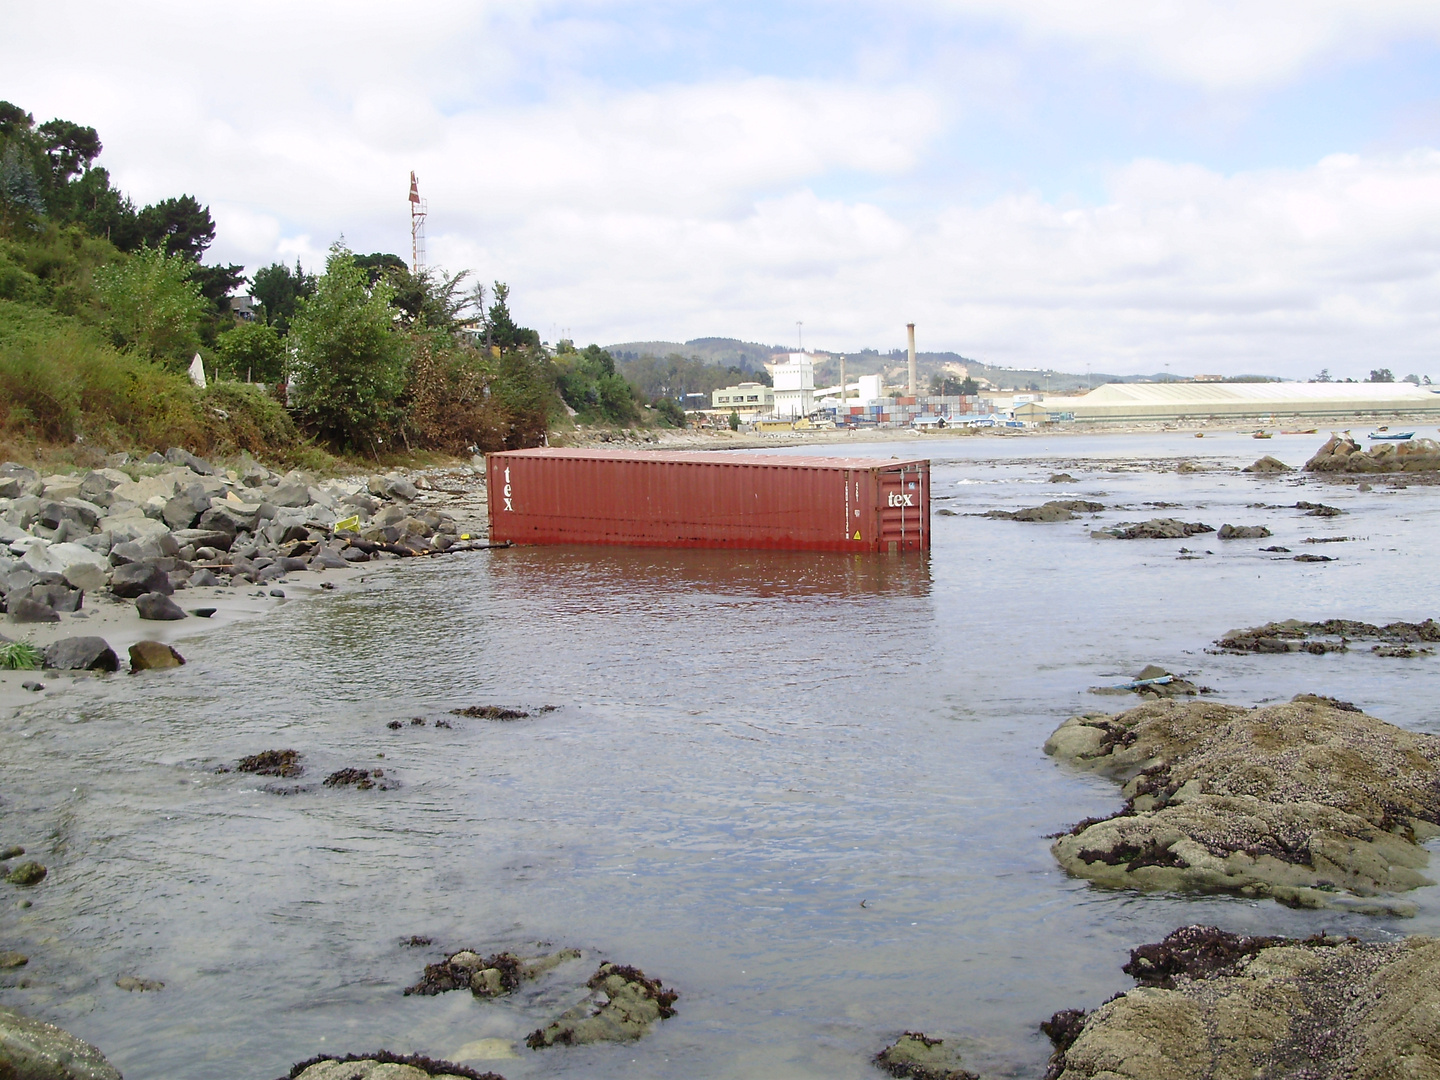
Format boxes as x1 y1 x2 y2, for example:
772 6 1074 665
488 449 929 553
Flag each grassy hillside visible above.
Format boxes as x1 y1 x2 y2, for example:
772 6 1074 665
0 295 303 467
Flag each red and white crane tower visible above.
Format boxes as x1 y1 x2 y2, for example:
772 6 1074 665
408 171 427 274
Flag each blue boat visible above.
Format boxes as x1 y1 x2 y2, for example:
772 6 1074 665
1368 431 1414 440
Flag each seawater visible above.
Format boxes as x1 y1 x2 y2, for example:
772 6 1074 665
3 431 1439 1079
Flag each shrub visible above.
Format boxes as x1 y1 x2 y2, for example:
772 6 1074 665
288 242 408 453
214 320 285 383
93 245 207 365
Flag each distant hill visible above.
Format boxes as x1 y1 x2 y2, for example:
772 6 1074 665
606 337 780 373
603 337 1275 394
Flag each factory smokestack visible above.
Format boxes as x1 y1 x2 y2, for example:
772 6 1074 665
906 323 917 397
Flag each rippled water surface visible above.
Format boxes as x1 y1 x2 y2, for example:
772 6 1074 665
4 431 1440 1078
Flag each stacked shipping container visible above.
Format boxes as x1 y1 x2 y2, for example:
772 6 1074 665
830 394 991 426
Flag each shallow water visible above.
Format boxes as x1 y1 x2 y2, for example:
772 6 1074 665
3 430 1440 1079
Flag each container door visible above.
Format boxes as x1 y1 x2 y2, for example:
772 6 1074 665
876 463 928 553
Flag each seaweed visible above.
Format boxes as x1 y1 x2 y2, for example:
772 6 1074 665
404 950 524 997
323 768 394 791
236 750 303 778
282 1049 504 1080
588 963 679 1017
1077 840 1188 871
451 706 529 720
1122 926 1287 989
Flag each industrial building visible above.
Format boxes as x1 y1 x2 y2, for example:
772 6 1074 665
771 353 816 417
1054 381 1440 424
711 382 775 414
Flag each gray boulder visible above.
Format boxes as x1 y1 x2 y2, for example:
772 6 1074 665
4 495 42 529
341 492 380 515
61 498 103 529
109 533 178 565
239 461 270 487
29 583 82 613
0 1005 122 1080
198 504 256 534
0 463 40 483
8 598 59 623
77 470 127 507
62 562 106 593
44 637 119 672
161 492 208 530
110 562 172 598
1217 524 1273 539
164 447 214 475
268 481 311 508
135 592 186 620
171 528 231 552
189 569 220 587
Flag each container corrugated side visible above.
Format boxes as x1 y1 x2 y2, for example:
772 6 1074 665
488 449 929 553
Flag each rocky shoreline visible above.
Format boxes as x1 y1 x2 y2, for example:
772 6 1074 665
5 437 1440 1078
1 452 491 709
1044 695 1440 914
1042 926 1440 1080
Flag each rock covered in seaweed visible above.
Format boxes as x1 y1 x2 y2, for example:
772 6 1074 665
526 963 678 1048
1242 455 1292 473
404 947 581 998
1045 927 1440 1080
873 1031 977 1080
1214 617 1440 655
0 1005 122 1080
284 1050 504 1080
1092 518 1214 540
1045 695 1440 913
984 500 1105 522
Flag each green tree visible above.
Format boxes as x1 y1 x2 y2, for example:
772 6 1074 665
492 346 552 448
251 260 315 333
485 282 539 352
0 143 44 226
93 245 208 365
288 242 407 452
135 195 215 261
728 409 740 431
215 320 285 383
960 376 979 395
1368 368 1394 383
554 343 640 424
653 397 685 427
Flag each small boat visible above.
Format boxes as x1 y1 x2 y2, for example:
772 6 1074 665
1252 431 1273 439
1368 431 1414 440
1281 428 1317 435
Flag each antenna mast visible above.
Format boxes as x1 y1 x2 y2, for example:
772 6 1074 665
409 171 427 274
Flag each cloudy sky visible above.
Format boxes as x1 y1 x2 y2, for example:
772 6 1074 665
8 1 1440 377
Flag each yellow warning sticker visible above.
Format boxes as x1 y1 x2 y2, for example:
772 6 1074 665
854 531 861 540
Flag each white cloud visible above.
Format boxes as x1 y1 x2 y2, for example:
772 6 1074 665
4 2 1440 379
478 150 1440 379
924 0 1440 90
